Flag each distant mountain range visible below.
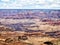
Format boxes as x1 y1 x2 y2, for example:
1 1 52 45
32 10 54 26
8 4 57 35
0 9 60 19
0 9 60 31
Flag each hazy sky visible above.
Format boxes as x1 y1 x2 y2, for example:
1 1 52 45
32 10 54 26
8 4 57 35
0 0 60 9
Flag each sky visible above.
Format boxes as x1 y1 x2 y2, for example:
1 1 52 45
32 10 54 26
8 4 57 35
0 0 60 9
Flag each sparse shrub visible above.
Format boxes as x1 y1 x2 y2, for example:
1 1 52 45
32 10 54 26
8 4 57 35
5 38 13 43
18 36 28 41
